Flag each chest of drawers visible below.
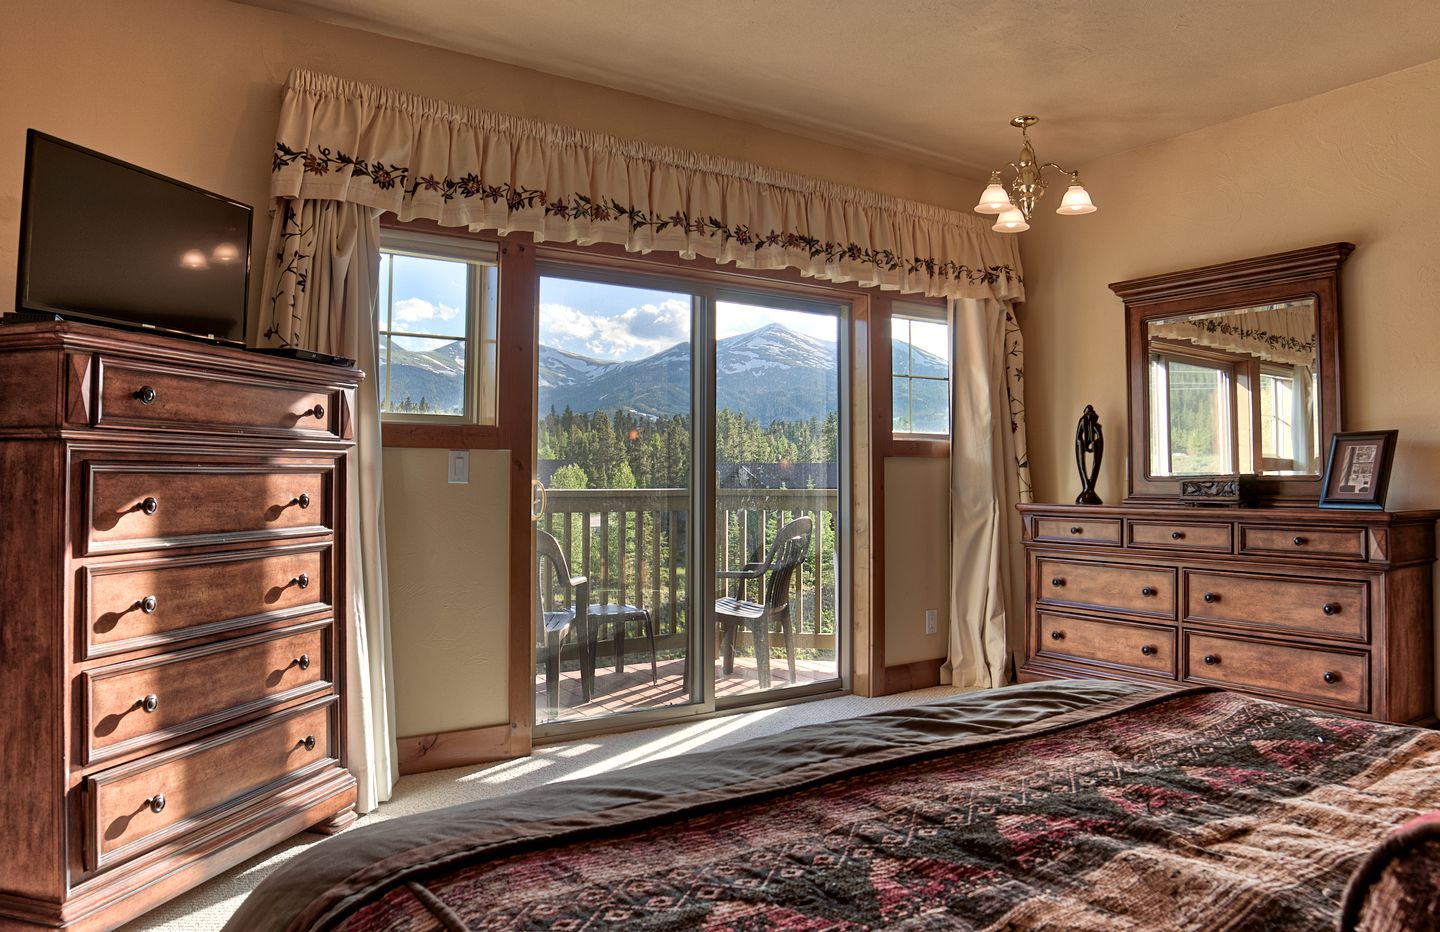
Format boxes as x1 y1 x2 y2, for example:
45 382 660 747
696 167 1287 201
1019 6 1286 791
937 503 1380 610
1017 503 1437 725
0 321 360 929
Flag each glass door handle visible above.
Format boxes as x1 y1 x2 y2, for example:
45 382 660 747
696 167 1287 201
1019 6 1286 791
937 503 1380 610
530 479 547 523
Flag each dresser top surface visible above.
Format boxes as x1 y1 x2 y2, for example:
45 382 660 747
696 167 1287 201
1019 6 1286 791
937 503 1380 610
1018 502 1440 526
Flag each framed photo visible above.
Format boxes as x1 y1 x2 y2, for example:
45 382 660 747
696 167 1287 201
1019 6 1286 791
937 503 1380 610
1319 430 1398 510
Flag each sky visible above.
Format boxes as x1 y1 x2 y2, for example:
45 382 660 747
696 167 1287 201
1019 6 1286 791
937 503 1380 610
378 252 949 363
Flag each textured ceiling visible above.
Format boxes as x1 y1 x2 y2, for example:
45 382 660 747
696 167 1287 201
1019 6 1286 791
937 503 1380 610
236 0 1440 176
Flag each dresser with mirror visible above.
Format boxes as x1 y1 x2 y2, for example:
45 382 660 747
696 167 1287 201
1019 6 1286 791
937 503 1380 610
1018 243 1437 724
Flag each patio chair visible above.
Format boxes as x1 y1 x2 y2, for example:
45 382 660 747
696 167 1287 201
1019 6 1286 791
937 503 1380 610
716 516 813 690
586 602 659 686
536 528 591 716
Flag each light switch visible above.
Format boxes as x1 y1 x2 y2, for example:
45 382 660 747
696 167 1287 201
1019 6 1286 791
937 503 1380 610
447 450 469 484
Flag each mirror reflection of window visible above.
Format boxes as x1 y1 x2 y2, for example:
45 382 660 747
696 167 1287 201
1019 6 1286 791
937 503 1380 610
1149 352 1235 476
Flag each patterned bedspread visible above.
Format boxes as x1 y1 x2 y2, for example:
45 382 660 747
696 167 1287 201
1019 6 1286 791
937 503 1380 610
229 683 1440 931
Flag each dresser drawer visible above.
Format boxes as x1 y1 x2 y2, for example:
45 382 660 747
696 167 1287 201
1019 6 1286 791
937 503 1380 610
1036 612 1175 678
86 698 335 870
1033 516 1122 546
82 545 331 658
1128 520 1233 553
1239 525 1367 560
1184 570 1368 642
1184 632 1368 712
95 357 344 439
85 462 332 554
82 623 332 763
1036 558 1176 618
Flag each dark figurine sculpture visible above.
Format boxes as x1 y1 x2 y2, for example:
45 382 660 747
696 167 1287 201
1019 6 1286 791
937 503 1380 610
1075 405 1103 505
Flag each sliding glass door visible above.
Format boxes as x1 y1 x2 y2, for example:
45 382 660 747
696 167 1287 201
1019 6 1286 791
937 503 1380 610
533 267 845 731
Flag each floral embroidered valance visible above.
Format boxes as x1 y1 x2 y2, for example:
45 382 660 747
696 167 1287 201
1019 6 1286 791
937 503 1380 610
270 69 1023 301
1150 303 1317 367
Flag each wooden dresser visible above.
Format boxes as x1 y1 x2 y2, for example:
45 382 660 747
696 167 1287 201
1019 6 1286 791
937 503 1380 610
1017 503 1437 725
0 321 360 929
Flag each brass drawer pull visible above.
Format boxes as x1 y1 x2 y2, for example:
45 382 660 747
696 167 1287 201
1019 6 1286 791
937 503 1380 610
140 694 159 714
1203 654 1220 666
1171 531 1185 540
309 404 326 420
1050 577 1065 587
147 794 166 814
140 496 159 516
1293 536 1307 546
1141 586 1156 597
296 653 311 671
1323 670 1340 684
303 735 317 752
134 386 157 406
1141 645 1156 656
1203 592 1219 604
1050 630 1064 640
1069 526 1083 535
293 573 311 590
1322 602 1340 616
140 595 158 614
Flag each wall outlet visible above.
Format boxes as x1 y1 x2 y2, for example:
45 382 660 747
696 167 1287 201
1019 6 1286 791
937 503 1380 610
447 450 469 484
924 609 938 635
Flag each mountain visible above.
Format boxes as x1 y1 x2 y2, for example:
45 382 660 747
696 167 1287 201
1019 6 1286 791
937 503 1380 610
384 322 948 426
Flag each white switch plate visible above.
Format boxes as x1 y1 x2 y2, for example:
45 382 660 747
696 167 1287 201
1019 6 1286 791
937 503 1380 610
447 450 469 484
924 609 938 635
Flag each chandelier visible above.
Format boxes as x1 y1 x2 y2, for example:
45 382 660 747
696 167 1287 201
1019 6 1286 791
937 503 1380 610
973 115 1095 233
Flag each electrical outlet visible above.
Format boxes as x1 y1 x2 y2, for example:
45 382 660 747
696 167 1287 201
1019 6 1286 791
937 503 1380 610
924 609 938 635
447 450 469 484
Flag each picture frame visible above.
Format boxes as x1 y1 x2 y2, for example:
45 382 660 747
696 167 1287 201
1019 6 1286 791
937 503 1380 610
1319 430 1398 510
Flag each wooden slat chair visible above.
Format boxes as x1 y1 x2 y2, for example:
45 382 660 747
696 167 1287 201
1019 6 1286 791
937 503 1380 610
716 516 813 690
536 528 591 716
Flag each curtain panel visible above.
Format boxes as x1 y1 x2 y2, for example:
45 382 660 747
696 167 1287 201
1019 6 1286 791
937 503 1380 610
264 69 1024 313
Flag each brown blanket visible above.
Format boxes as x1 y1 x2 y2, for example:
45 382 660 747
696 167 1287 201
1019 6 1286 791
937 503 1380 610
227 681 1440 931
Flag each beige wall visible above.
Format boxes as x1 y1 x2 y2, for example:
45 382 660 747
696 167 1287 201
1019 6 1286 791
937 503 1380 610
2 0 976 734
1021 58 1440 510
883 457 951 667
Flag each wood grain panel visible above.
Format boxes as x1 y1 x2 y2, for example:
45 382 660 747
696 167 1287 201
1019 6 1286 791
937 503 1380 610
1037 612 1175 677
83 545 331 658
1184 631 1367 712
86 700 334 870
1184 570 1367 641
83 624 331 762
1036 557 1176 618
1128 520 1232 553
1033 517 1122 546
1239 525 1367 559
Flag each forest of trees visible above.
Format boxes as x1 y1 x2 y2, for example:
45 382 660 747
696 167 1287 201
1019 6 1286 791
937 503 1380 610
538 406 840 489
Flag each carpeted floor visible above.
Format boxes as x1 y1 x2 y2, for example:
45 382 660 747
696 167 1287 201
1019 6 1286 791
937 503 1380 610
121 684 974 930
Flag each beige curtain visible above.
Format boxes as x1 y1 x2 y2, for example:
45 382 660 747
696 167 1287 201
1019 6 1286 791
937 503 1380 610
269 69 1023 302
255 200 397 813
943 299 1032 688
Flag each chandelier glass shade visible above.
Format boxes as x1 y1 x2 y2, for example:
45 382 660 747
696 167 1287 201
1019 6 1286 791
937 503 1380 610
974 115 1096 233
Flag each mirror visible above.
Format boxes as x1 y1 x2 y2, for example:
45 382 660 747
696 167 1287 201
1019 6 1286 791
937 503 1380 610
1112 243 1352 505
1146 298 1319 478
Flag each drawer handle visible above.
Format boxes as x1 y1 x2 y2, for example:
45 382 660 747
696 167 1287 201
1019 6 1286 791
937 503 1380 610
1140 645 1155 656
296 653 311 671
1203 592 1219 604
1050 630 1064 640
1322 602 1340 616
140 595 158 614
140 496 159 516
1050 577 1065 587
293 573 311 590
294 493 312 510
1171 531 1185 540
1323 670 1340 685
1293 536 1308 546
1069 526 1083 535
133 386 157 406
309 404 326 420
303 735 317 752
140 694 159 714
1203 654 1220 666
147 794 166 814
1141 586 1156 597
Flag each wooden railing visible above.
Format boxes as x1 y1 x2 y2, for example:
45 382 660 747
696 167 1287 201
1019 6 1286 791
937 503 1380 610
539 487 839 660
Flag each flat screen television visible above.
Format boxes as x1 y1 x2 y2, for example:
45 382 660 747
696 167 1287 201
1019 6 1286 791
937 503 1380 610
15 130 252 345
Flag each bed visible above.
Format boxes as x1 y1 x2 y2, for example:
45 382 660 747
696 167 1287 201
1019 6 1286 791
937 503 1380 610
226 681 1440 931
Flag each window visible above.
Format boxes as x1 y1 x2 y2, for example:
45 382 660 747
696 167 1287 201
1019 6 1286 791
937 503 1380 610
890 303 950 436
1259 367 1295 468
1148 350 1236 476
377 229 499 424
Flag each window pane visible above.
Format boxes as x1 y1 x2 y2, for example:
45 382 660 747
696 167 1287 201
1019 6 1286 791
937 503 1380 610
1165 359 1229 474
892 376 911 432
381 335 467 416
910 378 949 434
388 254 468 339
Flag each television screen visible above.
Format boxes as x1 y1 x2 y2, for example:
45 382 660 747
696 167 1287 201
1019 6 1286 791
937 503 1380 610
16 131 252 344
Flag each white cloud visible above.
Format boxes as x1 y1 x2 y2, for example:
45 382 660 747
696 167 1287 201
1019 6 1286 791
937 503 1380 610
539 297 691 360
392 297 462 333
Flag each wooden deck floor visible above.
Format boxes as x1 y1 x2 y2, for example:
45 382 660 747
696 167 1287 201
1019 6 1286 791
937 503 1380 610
536 654 840 722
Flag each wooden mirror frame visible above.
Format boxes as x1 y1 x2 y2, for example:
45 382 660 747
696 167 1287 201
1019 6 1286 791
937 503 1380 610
1111 242 1353 506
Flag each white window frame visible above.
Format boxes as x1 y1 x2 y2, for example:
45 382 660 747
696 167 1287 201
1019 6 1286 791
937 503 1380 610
377 229 499 425
890 301 950 438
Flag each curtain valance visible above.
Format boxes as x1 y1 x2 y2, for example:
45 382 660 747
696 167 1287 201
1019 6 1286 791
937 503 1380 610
270 69 1024 301
1150 305 1317 367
